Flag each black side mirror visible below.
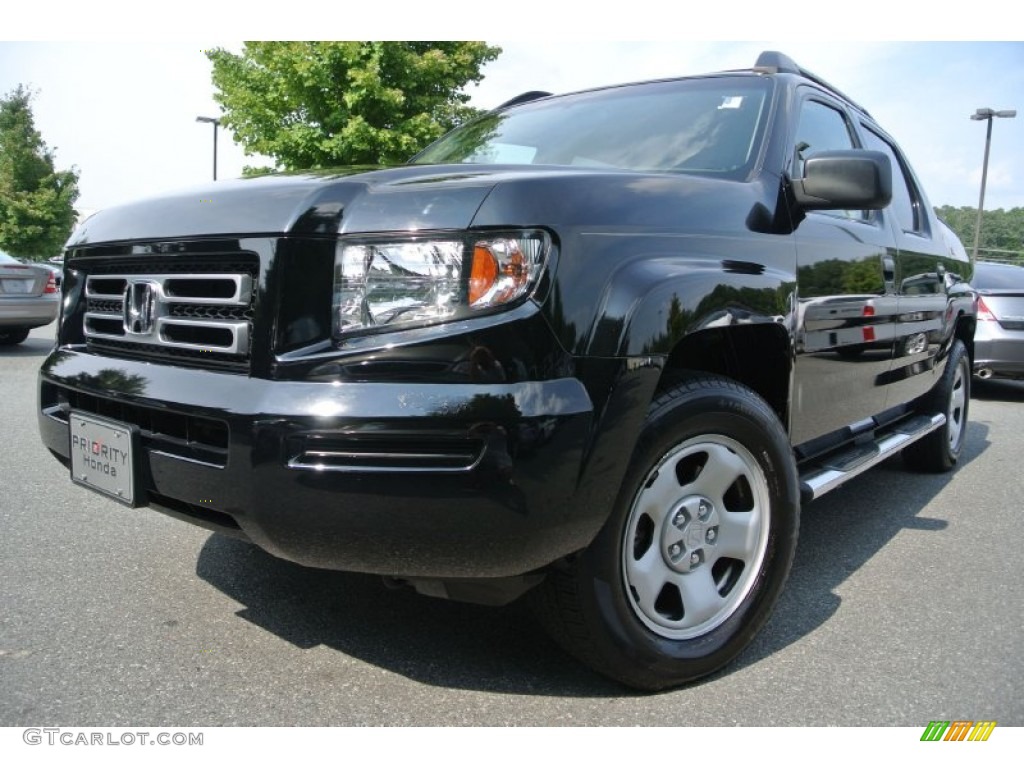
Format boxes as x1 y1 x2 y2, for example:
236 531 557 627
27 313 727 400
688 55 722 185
792 150 892 211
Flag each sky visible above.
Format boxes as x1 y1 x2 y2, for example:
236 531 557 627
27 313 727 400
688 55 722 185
2 9 1022 221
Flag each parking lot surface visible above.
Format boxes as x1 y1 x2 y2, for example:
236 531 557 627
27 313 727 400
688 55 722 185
3 323 1022 726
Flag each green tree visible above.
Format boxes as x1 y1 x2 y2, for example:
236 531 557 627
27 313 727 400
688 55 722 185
207 42 502 173
0 85 80 259
935 204 1024 261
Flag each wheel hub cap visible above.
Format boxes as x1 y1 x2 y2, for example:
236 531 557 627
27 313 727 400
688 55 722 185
661 496 719 574
621 435 771 640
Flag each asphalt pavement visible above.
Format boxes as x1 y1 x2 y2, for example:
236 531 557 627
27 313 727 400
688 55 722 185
2 322 1022 726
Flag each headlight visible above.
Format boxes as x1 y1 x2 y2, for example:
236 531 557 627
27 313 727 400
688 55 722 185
333 231 548 338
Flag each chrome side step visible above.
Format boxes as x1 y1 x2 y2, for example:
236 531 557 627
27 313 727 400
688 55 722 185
799 413 946 502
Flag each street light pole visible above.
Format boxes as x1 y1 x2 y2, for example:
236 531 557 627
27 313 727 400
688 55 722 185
970 107 1016 263
195 116 221 181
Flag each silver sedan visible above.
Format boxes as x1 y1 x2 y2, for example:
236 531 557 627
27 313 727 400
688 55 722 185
0 251 60 345
973 260 1024 380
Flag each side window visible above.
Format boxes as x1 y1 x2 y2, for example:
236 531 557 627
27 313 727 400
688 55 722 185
793 99 865 221
860 126 921 234
793 100 855 176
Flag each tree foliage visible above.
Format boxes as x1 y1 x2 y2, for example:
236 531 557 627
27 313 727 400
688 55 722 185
0 86 80 259
206 42 502 173
935 205 1024 260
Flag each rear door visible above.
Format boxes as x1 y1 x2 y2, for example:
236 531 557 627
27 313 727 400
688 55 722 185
856 124 967 407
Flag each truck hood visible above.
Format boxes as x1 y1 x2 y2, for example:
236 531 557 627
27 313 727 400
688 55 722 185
67 164 778 247
67 166 501 246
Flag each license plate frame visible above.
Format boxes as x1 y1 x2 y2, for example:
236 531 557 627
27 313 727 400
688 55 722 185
69 411 141 507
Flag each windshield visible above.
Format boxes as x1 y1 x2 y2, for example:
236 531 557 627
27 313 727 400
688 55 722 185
414 76 771 178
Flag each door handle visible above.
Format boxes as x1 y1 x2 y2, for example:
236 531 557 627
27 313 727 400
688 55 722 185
883 256 896 292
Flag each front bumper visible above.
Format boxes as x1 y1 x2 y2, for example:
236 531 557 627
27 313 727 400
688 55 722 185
39 350 600 578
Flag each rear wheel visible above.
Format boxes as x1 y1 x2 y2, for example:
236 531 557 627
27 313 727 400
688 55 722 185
0 328 30 345
532 374 800 690
903 339 970 473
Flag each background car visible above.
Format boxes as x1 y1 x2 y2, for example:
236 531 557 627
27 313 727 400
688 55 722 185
0 250 61 345
973 260 1024 380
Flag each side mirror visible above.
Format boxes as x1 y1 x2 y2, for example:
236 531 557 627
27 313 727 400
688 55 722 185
792 150 892 211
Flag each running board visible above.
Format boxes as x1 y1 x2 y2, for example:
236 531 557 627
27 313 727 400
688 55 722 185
799 413 946 502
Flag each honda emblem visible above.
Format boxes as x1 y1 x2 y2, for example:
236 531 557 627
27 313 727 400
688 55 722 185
123 281 157 335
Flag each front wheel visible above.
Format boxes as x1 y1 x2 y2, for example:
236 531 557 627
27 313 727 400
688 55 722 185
532 374 800 690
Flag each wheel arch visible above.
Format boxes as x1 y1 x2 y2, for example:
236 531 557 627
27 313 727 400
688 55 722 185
658 323 793 429
954 310 976 367
571 265 795 554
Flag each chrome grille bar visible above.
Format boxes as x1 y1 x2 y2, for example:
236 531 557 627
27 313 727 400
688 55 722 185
83 271 254 358
85 274 252 305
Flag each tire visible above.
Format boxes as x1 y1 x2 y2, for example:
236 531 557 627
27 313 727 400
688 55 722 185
903 339 970 473
532 374 800 690
0 328 30 346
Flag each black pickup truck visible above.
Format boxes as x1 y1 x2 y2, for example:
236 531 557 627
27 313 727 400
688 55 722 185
39 51 975 689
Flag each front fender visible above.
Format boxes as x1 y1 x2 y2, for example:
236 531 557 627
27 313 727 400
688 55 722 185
584 253 796 359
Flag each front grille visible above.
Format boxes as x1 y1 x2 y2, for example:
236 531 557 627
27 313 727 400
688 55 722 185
85 339 255 372
88 298 123 315
77 256 258 372
83 258 257 276
999 320 1024 331
168 303 254 321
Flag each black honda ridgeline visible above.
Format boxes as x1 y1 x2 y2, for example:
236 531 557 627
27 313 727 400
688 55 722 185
39 52 975 689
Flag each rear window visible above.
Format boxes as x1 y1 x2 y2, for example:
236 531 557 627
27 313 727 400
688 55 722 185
414 76 772 179
974 263 1024 290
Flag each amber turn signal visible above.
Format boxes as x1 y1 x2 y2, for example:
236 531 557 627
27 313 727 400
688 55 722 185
469 245 499 305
